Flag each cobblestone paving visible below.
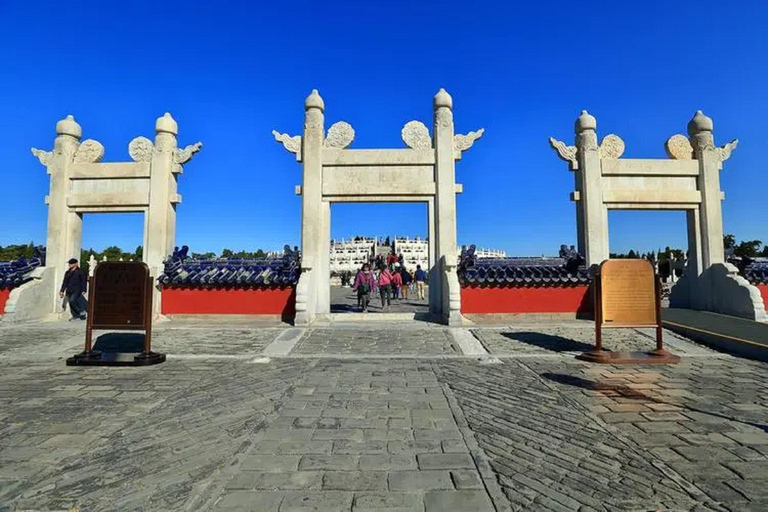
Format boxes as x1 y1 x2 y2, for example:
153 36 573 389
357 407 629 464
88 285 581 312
437 357 768 511
0 322 83 358
292 327 457 356
0 319 766 511
474 325 717 356
0 355 307 510
152 327 283 355
210 361 496 511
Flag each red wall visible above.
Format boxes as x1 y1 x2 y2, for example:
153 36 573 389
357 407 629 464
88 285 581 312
461 285 591 314
0 288 10 315
161 287 295 317
758 284 768 312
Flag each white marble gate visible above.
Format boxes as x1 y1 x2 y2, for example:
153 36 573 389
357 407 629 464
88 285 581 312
274 89 483 325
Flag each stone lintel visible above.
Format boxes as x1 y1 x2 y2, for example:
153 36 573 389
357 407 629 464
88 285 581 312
570 191 580 202
323 195 433 203
602 175 698 192
603 189 701 204
73 206 147 213
601 158 699 176
69 162 150 179
322 148 435 166
67 191 150 208
455 183 463 194
295 185 302 195
322 165 435 196
607 203 698 210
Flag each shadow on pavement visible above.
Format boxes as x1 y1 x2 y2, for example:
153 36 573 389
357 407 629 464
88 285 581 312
501 331 594 352
93 333 146 353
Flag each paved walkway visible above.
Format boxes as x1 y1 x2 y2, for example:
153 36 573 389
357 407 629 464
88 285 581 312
331 285 429 314
0 319 767 511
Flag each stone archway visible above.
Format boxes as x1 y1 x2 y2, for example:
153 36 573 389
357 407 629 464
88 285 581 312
28 113 202 318
274 89 483 325
550 110 766 321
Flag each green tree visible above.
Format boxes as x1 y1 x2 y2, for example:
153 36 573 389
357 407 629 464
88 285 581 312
734 240 763 259
102 246 124 261
724 234 736 250
0 242 38 261
191 252 216 259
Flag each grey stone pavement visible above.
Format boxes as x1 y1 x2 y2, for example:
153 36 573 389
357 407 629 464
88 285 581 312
1 317 767 511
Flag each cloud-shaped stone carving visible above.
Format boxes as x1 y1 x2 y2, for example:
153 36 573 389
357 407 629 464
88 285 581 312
129 136 154 162
324 121 355 149
272 130 302 155
73 139 105 163
402 121 431 149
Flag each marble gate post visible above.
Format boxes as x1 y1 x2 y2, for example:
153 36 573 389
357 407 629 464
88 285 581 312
145 115 177 280
689 111 725 270
295 90 326 324
38 115 83 314
433 89 462 325
574 111 609 267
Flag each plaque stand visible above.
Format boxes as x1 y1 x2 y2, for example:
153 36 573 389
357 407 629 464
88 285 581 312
577 261 680 365
67 264 166 367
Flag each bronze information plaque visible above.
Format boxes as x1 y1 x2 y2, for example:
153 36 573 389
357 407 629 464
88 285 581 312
68 261 164 366
600 259 656 327
577 258 679 364
91 262 149 329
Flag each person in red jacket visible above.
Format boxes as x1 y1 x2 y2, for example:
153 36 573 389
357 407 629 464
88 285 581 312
391 267 403 300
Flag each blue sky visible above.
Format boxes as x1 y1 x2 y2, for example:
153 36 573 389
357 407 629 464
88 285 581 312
2 1 767 256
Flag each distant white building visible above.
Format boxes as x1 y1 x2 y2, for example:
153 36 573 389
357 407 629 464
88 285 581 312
393 236 430 271
329 236 505 274
474 247 506 259
329 237 377 274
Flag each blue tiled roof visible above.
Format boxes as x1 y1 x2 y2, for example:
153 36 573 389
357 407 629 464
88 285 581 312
0 257 43 289
743 261 768 285
458 245 589 286
158 246 300 287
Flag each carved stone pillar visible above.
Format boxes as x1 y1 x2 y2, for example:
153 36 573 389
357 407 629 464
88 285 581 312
433 88 461 324
145 114 178 279
575 111 609 267
33 115 82 314
688 110 726 269
296 90 325 324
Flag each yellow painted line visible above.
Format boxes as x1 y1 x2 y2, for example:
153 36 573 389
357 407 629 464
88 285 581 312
663 320 768 349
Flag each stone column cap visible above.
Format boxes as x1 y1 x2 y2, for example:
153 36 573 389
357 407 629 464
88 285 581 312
575 110 596 133
305 89 325 111
156 112 178 135
56 115 82 139
434 88 453 109
687 110 713 136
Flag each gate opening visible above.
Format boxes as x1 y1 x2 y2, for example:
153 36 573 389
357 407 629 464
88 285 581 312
81 213 145 275
329 202 430 314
